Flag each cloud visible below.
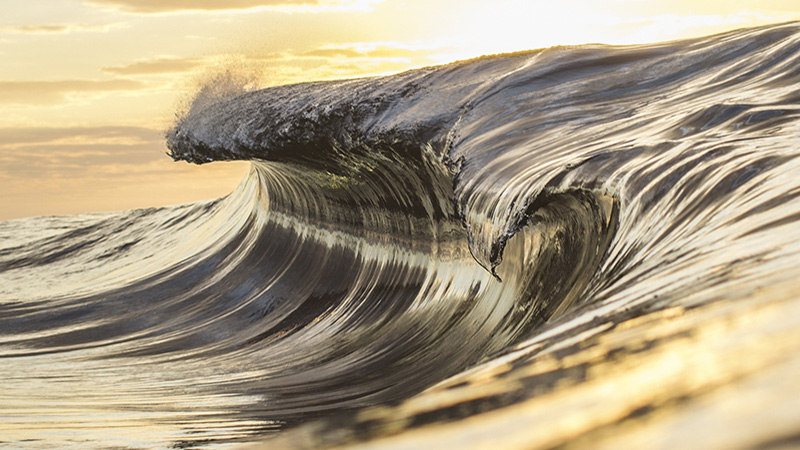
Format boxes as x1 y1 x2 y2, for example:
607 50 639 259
4 23 118 34
0 126 167 184
281 42 447 78
103 57 205 76
85 0 383 14
0 79 146 105
213 41 453 87
0 126 166 179
0 126 162 146
0 124 248 220
0 144 164 178
299 42 448 61
301 48 363 59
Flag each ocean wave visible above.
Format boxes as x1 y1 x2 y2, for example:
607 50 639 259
2 22 800 449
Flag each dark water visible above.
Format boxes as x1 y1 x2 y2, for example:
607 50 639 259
2 22 800 449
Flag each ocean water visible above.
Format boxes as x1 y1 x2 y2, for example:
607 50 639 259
2 22 800 449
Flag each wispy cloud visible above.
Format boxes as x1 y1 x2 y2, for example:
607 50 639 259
103 57 205 76
0 79 146 105
300 42 439 61
4 23 119 34
261 41 452 81
0 126 165 180
300 48 363 59
0 126 162 146
0 125 247 220
85 0 383 14
150 41 453 90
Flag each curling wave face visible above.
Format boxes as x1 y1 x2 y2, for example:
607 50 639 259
3 22 800 449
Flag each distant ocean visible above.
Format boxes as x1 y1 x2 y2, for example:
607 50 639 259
2 22 800 450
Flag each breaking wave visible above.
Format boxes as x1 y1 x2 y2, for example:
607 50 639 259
2 22 800 449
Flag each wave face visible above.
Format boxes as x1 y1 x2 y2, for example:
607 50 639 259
3 22 800 449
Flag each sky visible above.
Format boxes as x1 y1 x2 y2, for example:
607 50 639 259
1 0 799 220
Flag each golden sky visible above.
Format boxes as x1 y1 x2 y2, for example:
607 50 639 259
1 0 799 220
